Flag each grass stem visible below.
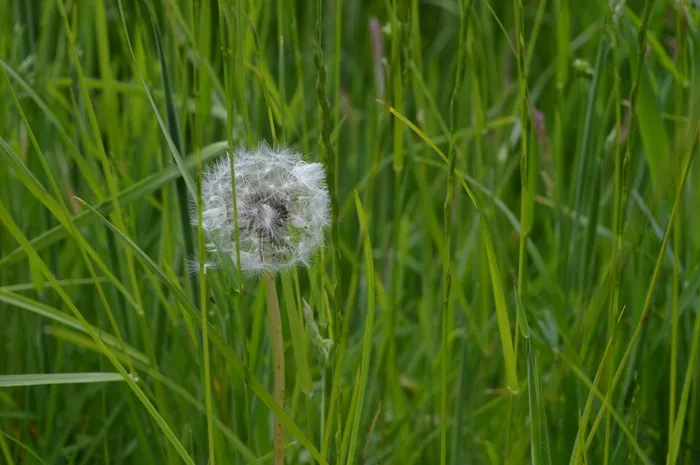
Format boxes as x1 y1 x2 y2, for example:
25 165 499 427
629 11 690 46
265 273 286 465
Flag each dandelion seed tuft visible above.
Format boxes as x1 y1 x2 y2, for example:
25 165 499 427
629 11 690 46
191 142 331 274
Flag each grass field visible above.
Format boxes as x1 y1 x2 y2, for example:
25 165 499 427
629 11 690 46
2 0 700 464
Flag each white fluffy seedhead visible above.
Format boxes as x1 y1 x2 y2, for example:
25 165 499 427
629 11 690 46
191 143 331 274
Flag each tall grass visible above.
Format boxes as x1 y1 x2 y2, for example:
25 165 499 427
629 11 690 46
1 1 700 464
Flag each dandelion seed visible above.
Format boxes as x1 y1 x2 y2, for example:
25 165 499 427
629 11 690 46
191 142 331 275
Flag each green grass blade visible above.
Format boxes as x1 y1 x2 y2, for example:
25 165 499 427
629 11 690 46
460 176 518 390
635 67 670 191
0 373 123 387
0 431 43 465
280 272 312 395
516 291 552 465
344 191 376 465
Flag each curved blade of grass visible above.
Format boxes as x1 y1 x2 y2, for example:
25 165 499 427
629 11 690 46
515 291 552 465
460 177 518 390
0 431 14 465
457 169 547 276
0 431 43 465
0 373 123 387
76 198 328 465
568 336 614 465
0 288 151 366
344 191 376 465
376 99 448 163
558 350 653 465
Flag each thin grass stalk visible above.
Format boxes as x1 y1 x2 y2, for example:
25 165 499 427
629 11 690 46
388 0 406 428
291 2 310 156
441 1 470 464
566 33 608 303
669 201 680 460
193 17 216 462
344 191 376 465
606 17 624 465
216 0 251 448
553 0 569 284
669 7 688 459
605 1 656 462
265 273 286 465
146 0 197 302
315 0 343 458
513 0 528 303
509 0 529 457
314 0 341 330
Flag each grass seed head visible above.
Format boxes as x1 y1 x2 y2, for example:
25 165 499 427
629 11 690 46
191 142 330 275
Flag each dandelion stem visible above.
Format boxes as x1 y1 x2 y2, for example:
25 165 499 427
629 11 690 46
265 273 285 465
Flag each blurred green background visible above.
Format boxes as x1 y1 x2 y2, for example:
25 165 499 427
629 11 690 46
1 0 700 464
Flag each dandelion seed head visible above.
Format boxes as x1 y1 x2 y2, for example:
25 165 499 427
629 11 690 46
191 142 330 274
